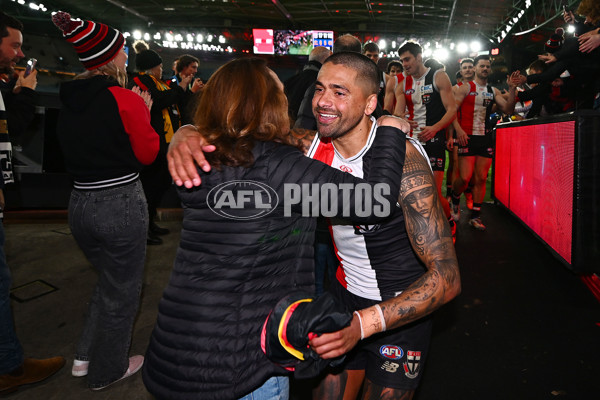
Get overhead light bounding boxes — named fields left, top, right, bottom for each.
left=567, top=25, right=576, bottom=33
left=133, top=30, right=142, bottom=40
left=433, top=48, right=449, bottom=61
left=470, top=41, right=481, bottom=52
left=164, top=7, right=175, bottom=11
left=379, top=39, right=386, bottom=50
left=423, top=48, right=432, bottom=58
left=154, top=32, right=161, bottom=40
left=143, top=32, right=150, bottom=40
left=187, top=34, right=194, bottom=42
left=457, top=42, right=468, bottom=53
left=197, top=34, right=204, bottom=43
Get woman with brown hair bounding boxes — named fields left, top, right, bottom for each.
left=142, top=57, right=409, bottom=400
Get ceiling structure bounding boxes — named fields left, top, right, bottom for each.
left=4, top=0, right=580, bottom=50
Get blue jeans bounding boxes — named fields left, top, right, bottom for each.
left=238, top=376, right=289, bottom=400
left=68, top=181, right=148, bottom=388
left=0, top=221, right=24, bottom=375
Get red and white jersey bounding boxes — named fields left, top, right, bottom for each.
left=457, top=81, right=495, bottom=136
left=306, top=117, right=429, bottom=301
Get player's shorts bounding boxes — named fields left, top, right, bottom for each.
left=329, top=280, right=433, bottom=390
left=419, top=130, right=446, bottom=171
left=457, top=134, right=494, bottom=158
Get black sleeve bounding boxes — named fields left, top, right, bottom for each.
left=268, top=126, right=405, bottom=224
left=3, top=87, right=38, bottom=138
left=293, top=83, right=317, bottom=131
left=136, top=75, right=185, bottom=111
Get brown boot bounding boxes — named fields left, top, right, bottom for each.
left=0, top=357, right=66, bottom=394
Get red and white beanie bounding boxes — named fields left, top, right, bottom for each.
left=51, top=11, right=125, bottom=70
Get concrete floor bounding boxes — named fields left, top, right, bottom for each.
left=4, top=216, right=182, bottom=400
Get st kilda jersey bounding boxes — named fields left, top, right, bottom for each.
left=457, top=81, right=495, bottom=136
left=306, top=117, right=428, bottom=301
left=402, top=68, right=446, bottom=140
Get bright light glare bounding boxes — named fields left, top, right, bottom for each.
left=133, top=30, right=142, bottom=40
left=470, top=41, right=481, bottom=52
left=567, top=25, right=576, bottom=33
left=457, top=42, right=468, bottom=53
left=379, top=39, right=386, bottom=50
left=433, top=48, right=449, bottom=61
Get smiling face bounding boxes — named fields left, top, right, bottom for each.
left=0, top=27, right=25, bottom=74
left=399, top=50, right=422, bottom=76
left=312, top=62, right=376, bottom=140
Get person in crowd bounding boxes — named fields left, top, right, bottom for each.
left=527, top=0, right=600, bottom=109
left=167, top=53, right=204, bottom=124
left=392, top=40, right=458, bottom=241
left=386, top=60, right=402, bottom=76
left=142, top=55, right=413, bottom=400
left=363, top=41, right=388, bottom=110
left=450, top=55, right=520, bottom=230
left=0, top=11, right=65, bottom=395
left=383, top=61, right=405, bottom=114
left=446, top=58, right=475, bottom=211
left=131, top=41, right=191, bottom=245
left=294, top=34, right=364, bottom=131
left=165, top=51, right=460, bottom=400
left=284, top=45, right=331, bottom=123
left=51, top=11, right=159, bottom=390
left=424, top=57, right=445, bottom=71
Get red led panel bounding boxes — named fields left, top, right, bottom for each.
left=495, top=121, right=575, bottom=263
left=252, top=29, right=274, bottom=54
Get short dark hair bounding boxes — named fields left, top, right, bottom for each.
left=323, top=51, right=379, bottom=95
left=473, top=55, right=490, bottom=66
left=460, top=58, right=474, bottom=66
left=363, top=42, right=379, bottom=54
left=424, top=58, right=444, bottom=71
left=386, top=60, right=402, bottom=73
left=527, top=59, right=546, bottom=73
left=397, top=41, right=422, bottom=58
left=333, top=34, right=362, bottom=54
left=175, top=54, right=199, bottom=74
left=0, top=11, right=23, bottom=39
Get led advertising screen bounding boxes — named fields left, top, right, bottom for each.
left=495, top=121, right=575, bottom=264
left=252, top=29, right=334, bottom=55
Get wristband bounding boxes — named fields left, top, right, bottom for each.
left=353, top=311, right=365, bottom=340
left=374, top=304, right=386, bottom=332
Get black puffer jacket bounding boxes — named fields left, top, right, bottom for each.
left=143, top=126, right=406, bottom=400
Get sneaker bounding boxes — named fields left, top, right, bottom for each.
left=90, top=355, right=144, bottom=391
left=469, top=217, right=486, bottom=231
left=465, top=191, right=474, bottom=210
left=450, top=204, right=460, bottom=222
left=72, top=359, right=89, bottom=377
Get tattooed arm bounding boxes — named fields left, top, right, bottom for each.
left=309, top=141, right=460, bottom=359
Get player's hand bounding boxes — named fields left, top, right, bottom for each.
left=308, top=314, right=361, bottom=360
left=507, top=71, right=521, bottom=89
left=167, top=125, right=216, bottom=188
left=377, top=115, right=411, bottom=133
left=191, top=78, right=204, bottom=93
left=455, top=127, right=469, bottom=147
left=417, top=126, right=437, bottom=142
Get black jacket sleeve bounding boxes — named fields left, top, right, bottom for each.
left=293, top=83, right=317, bottom=131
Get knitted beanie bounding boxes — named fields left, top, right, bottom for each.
left=51, top=11, right=124, bottom=70
left=133, top=41, right=162, bottom=71
left=545, top=28, right=564, bottom=53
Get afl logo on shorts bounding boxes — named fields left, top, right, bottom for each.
left=380, top=345, right=404, bottom=360
left=405, top=89, right=415, bottom=95
left=339, top=165, right=353, bottom=173
left=207, top=180, right=279, bottom=220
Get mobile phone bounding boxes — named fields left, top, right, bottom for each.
left=24, top=58, right=37, bottom=77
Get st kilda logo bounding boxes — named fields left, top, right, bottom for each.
left=207, top=180, right=279, bottom=220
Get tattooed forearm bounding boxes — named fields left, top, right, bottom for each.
left=376, top=141, right=461, bottom=331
